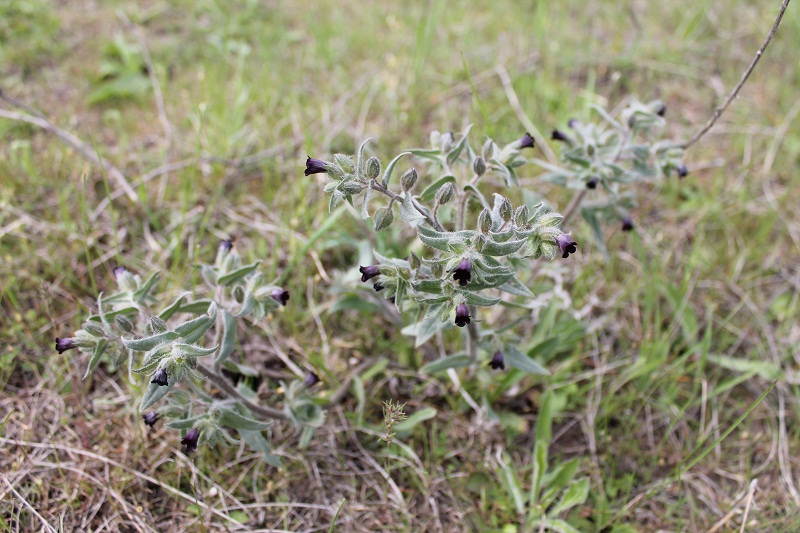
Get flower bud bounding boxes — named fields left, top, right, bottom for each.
left=676, top=163, right=688, bottom=178
left=304, top=156, right=329, bottom=176
left=219, top=239, right=234, bottom=253
left=366, top=157, right=381, bottom=180
left=482, top=139, right=495, bottom=160
left=586, top=177, right=599, bottom=189
left=656, top=104, right=666, bottom=117
left=431, top=263, right=444, bottom=278
left=452, top=259, right=472, bottom=286
left=373, top=206, right=394, bottom=232
left=472, top=156, right=486, bottom=176
left=341, top=181, right=364, bottom=195
left=373, top=283, right=385, bottom=292
left=359, top=265, right=380, bottom=282
left=477, top=209, right=492, bottom=234
left=455, top=304, right=471, bottom=328
left=408, top=252, right=421, bottom=270
left=435, top=182, right=454, bottom=206
left=270, top=288, right=290, bottom=306
left=149, top=316, right=168, bottom=334
left=233, top=286, right=245, bottom=303
left=499, top=198, right=512, bottom=223
left=400, top=168, right=418, bottom=192
left=489, top=350, right=505, bottom=370
left=181, top=428, right=200, bottom=454
left=555, top=234, right=578, bottom=259
left=514, top=205, right=529, bottom=226
left=551, top=129, right=570, bottom=143
left=115, top=315, right=135, bottom=333
left=82, top=322, right=107, bottom=338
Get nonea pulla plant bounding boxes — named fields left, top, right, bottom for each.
left=55, top=241, right=322, bottom=463
left=307, top=126, right=575, bottom=374
left=540, top=98, right=688, bottom=255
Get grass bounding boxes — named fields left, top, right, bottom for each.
left=2, top=0, right=800, bottom=531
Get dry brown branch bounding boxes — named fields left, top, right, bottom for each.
left=683, top=0, right=792, bottom=149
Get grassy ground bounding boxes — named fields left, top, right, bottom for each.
left=2, top=0, right=800, bottom=531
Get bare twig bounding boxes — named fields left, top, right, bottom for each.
left=198, top=363, right=288, bottom=420
left=682, top=0, right=791, bottom=149
left=0, top=106, right=139, bottom=203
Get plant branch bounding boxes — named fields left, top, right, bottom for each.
left=0, top=93, right=139, bottom=203
left=198, top=363, right=288, bottom=420
left=561, top=189, right=586, bottom=227
left=370, top=182, right=445, bottom=231
left=682, top=0, right=791, bottom=149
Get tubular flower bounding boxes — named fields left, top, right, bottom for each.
left=304, top=157, right=329, bottom=176
left=517, top=132, right=535, bottom=150
left=270, top=288, right=290, bottom=306
left=55, top=337, right=77, bottom=354
left=181, top=428, right=200, bottom=454
left=555, top=234, right=578, bottom=259
left=359, top=265, right=380, bottom=282
left=455, top=303, right=471, bottom=328
left=489, top=351, right=505, bottom=370
left=452, top=259, right=472, bottom=286
left=142, top=412, right=160, bottom=427
left=151, top=368, right=169, bottom=387
left=304, top=371, right=320, bottom=388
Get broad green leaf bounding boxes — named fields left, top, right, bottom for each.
left=420, top=354, right=471, bottom=374
left=219, top=408, right=272, bottom=431
left=550, top=478, right=590, bottom=515
left=217, top=261, right=260, bottom=287
left=158, top=293, right=189, bottom=320
left=140, top=381, right=172, bottom=410
left=505, top=346, right=549, bottom=375
left=540, top=458, right=580, bottom=505
left=239, top=429, right=281, bottom=466
left=394, top=407, right=436, bottom=433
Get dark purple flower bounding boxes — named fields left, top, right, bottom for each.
left=556, top=234, right=578, bottom=259
left=151, top=368, right=169, bottom=387
left=373, top=282, right=385, bottom=292
left=489, top=350, right=505, bottom=370
left=270, top=288, right=290, bottom=306
left=568, top=118, right=578, bottom=129
left=181, top=428, right=200, bottom=454
left=359, top=265, right=380, bottom=282
left=621, top=217, right=634, bottom=232
left=113, top=266, right=127, bottom=278
left=55, top=337, right=77, bottom=354
left=304, top=157, right=329, bottom=176
left=586, top=177, right=599, bottom=189
left=452, top=259, right=472, bottom=286
left=551, top=129, right=569, bottom=143
left=656, top=104, right=666, bottom=117
left=143, top=412, right=160, bottom=427
left=304, top=371, right=320, bottom=387
left=676, top=163, right=688, bottom=178
left=219, top=239, right=234, bottom=252
left=518, top=132, right=535, bottom=150
left=455, top=303, right=471, bottom=328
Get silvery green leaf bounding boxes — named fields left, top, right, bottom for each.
left=86, top=306, right=138, bottom=323
left=239, top=429, right=282, bottom=466
left=140, top=381, right=173, bottom=410
left=481, top=239, right=527, bottom=256
left=460, top=291, right=500, bottom=307
left=415, top=294, right=451, bottom=305
left=214, top=310, right=238, bottom=364
left=401, top=312, right=448, bottom=347
left=416, top=229, right=452, bottom=252
left=381, top=151, right=411, bottom=188
left=407, top=148, right=442, bottom=161
left=158, top=293, right=189, bottom=320
left=177, top=299, right=214, bottom=315
left=134, top=344, right=172, bottom=373
left=473, top=256, right=509, bottom=275
left=506, top=166, right=520, bottom=187
left=490, top=229, right=515, bottom=243
left=217, top=261, right=260, bottom=287
left=355, top=137, right=372, bottom=179
left=323, top=180, right=339, bottom=193
left=412, top=279, right=444, bottom=294
left=329, top=191, right=344, bottom=213
left=373, top=206, right=394, bottom=231
left=445, top=124, right=472, bottom=167
left=419, top=174, right=455, bottom=202
left=505, top=346, right=549, bottom=375
left=334, top=153, right=355, bottom=173
left=167, top=414, right=207, bottom=429
left=175, top=343, right=218, bottom=357
left=201, top=264, right=218, bottom=286
left=132, top=272, right=160, bottom=304
left=218, top=407, right=272, bottom=431
left=420, top=353, right=471, bottom=374
left=123, top=331, right=180, bottom=352
left=398, top=194, right=426, bottom=225
left=82, top=321, right=107, bottom=338
left=82, top=339, right=108, bottom=379
left=499, top=277, right=534, bottom=298
left=394, top=277, right=407, bottom=311
left=582, top=207, right=608, bottom=259
left=373, top=250, right=410, bottom=269
left=360, top=181, right=373, bottom=219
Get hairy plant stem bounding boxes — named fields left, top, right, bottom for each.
left=466, top=319, right=480, bottom=363
left=369, top=182, right=445, bottom=232
left=561, top=189, right=586, bottom=227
